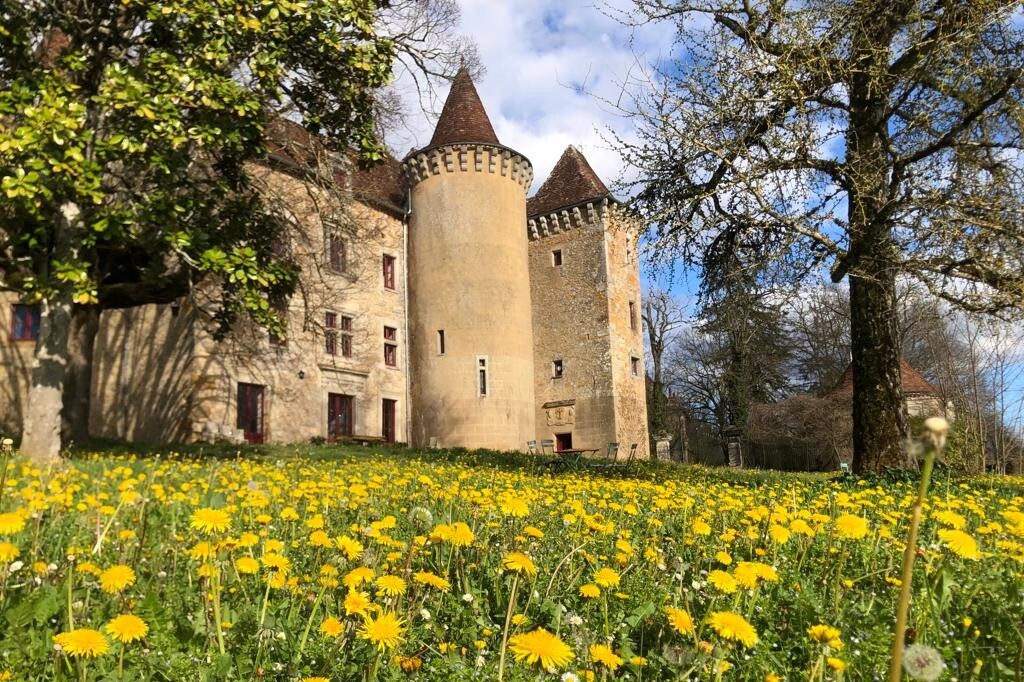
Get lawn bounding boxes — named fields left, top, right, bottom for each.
left=0, top=443, right=1021, bottom=681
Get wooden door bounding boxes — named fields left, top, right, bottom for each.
left=382, top=399, right=396, bottom=444
left=236, top=383, right=265, bottom=444
left=328, top=393, right=353, bottom=440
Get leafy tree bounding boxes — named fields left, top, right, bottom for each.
left=0, top=0, right=399, bottom=460
left=615, top=0, right=1024, bottom=471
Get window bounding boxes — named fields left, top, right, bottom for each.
left=552, top=359, right=564, bottom=379
left=629, top=301, right=637, bottom=331
left=325, top=312, right=338, bottom=355
left=384, top=326, right=398, bottom=367
left=551, top=249, right=563, bottom=267
left=328, top=235, right=347, bottom=273
left=477, top=356, right=488, bottom=397
left=382, top=254, right=396, bottom=290
left=340, top=315, right=353, bottom=357
left=437, top=329, right=446, bottom=355
left=10, top=304, right=40, bottom=341
left=630, top=356, right=641, bottom=377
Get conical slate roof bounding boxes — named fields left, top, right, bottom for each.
left=828, top=358, right=940, bottom=397
left=527, top=145, right=612, bottom=217
left=428, top=68, right=500, bottom=148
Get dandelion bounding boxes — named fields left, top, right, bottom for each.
left=235, top=557, right=259, bottom=574
left=937, top=529, right=982, bottom=560
left=903, top=644, right=944, bottom=681
left=508, top=628, right=575, bottom=671
left=503, top=552, right=537, bottom=576
left=665, top=606, right=695, bottom=636
left=375, top=574, right=406, bottom=597
left=593, top=567, right=620, bottom=588
left=708, top=569, right=738, bottom=593
left=189, top=508, right=231, bottom=535
left=707, top=611, right=759, bottom=647
left=579, top=583, right=601, bottom=598
left=358, top=612, right=405, bottom=651
left=53, top=629, right=110, bottom=658
left=344, top=566, right=375, bottom=588
left=320, top=617, right=343, bottom=638
left=827, top=657, right=846, bottom=672
left=589, top=643, right=623, bottom=671
left=99, top=564, right=136, bottom=594
left=0, top=512, right=25, bottom=535
left=104, top=614, right=149, bottom=643
left=413, top=570, right=451, bottom=590
left=343, top=589, right=372, bottom=617
left=834, top=514, right=869, bottom=540
left=0, top=542, right=18, bottom=563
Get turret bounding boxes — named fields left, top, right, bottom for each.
left=404, top=69, right=536, bottom=450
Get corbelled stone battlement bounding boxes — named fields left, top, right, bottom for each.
left=403, top=143, right=533, bottom=192
left=527, top=197, right=610, bottom=240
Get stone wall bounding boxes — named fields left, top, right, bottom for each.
left=406, top=144, right=536, bottom=451
left=528, top=209, right=617, bottom=452
left=0, top=294, right=36, bottom=437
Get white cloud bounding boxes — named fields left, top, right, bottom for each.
left=384, top=0, right=675, bottom=196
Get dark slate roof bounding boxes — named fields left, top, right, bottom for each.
left=428, top=68, right=500, bottom=147
left=828, top=358, right=940, bottom=397
left=264, top=118, right=405, bottom=217
left=527, top=145, right=612, bottom=217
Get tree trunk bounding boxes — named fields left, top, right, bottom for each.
left=20, top=294, right=74, bottom=462
left=61, top=304, right=100, bottom=445
left=20, top=201, right=81, bottom=463
left=850, top=266, right=911, bottom=472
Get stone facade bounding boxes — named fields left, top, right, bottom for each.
left=0, top=69, right=648, bottom=454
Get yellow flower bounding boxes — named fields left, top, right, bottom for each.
left=665, top=606, right=695, bottom=636
left=448, top=521, right=475, bottom=547
left=691, top=518, right=712, bottom=535
left=707, top=611, right=759, bottom=647
left=0, top=512, right=26, bottom=535
left=579, top=583, right=601, bottom=598
left=807, top=624, right=841, bottom=644
left=715, top=550, right=732, bottom=565
left=358, top=612, right=405, bottom=651
left=336, top=535, right=364, bottom=561
left=764, top=673, right=782, bottom=682
left=708, top=570, right=738, bottom=593
left=54, top=628, right=110, bottom=658
left=301, top=677, right=330, bottom=682
left=344, top=566, right=375, bottom=588
left=834, top=514, right=869, bottom=540
left=937, top=529, right=982, bottom=560
left=524, top=525, right=545, bottom=539
left=593, top=567, right=620, bottom=588
left=589, top=644, right=623, bottom=671
left=413, top=570, right=451, bottom=590
left=99, top=565, right=136, bottom=594
left=503, top=552, right=538, bottom=577
left=104, top=614, right=149, bottom=643
left=500, top=496, right=530, bottom=517
left=0, top=542, right=19, bottom=563
left=375, top=574, right=406, bottom=597
left=344, top=590, right=372, bottom=617
left=235, top=557, right=260, bottom=574
left=769, top=524, right=791, bottom=544
left=508, top=628, right=575, bottom=671
left=320, top=617, right=343, bottom=638
left=190, top=508, right=231, bottom=535
left=827, top=657, right=846, bottom=672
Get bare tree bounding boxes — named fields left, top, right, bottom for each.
left=643, top=289, right=686, bottom=439
left=614, top=0, right=1024, bottom=472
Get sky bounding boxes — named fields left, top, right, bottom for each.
left=385, top=0, right=676, bottom=206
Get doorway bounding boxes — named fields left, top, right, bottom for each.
left=382, top=399, right=397, bottom=444
left=327, top=393, right=353, bottom=441
left=555, top=432, right=573, bottom=452
left=236, top=383, right=265, bottom=444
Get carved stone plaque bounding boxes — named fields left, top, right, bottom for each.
left=546, top=405, right=575, bottom=427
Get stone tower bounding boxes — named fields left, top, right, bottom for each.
left=527, top=146, right=649, bottom=457
left=404, top=69, right=537, bottom=450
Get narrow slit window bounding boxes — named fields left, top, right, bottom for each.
left=629, top=301, right=637, bottom=331
left=340, top=315, right=353, bottom=357
left=437, top=329, right=446, bottom=355
left=328, top=235, right=346, bottom=272
left=551, top=249, right=563, bottom=267
left=477, top=357, right=488, bottom=397
left=552, top=359, right=564, bottom=379
left=630, top=356, right=641, bottom=377
left=382, top=254, right=396, bottom=290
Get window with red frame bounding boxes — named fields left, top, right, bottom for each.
left=329, top=235, right=346, bottom=272
left=382, top=254, right=396, bottom=290
left=325, top=312, right=338, bottom=355
left=340, top=315, right=353, bottom=357
left=384, top=326, right=397, bottom=367
left=10, top=304, right=40, bottom=341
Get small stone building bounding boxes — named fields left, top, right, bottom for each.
left=1, top=69, right=649, bottom=457
left=827, top=358, right=952, bottom=419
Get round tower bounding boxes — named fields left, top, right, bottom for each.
left=404, top=69, right=536, bottom=451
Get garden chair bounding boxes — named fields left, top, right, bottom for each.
left=526, top=440, right=538, bottom=454
left=590, top=442, right=619, bottom=470
left=615, top=443, right=639, bottom=471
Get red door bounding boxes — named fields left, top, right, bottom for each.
left=328, top=393, right=353, bottom=441
left=555, top=432, right=573, bottom=452
left=382, top=399, right=396, bottom=444
left=237, top=383, right=265, bottom=444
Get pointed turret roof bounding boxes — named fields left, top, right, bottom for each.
left=527, top=146, right=612, bottom=217
left=428, top=68, right=500, bottom=148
